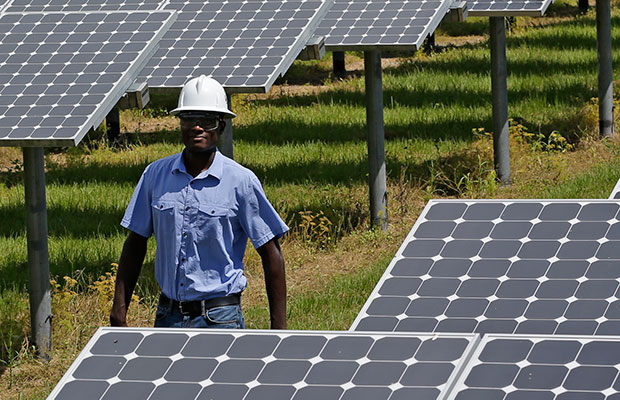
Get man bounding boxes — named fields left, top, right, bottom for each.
left=110, top=75, right=288, bottom=329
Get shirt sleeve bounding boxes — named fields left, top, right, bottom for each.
left=120, top=165, right=154, bottom=238
left=238, top=172, right=289, bottom=249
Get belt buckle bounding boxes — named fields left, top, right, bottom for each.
left=178, top=301, right=192, bottom=315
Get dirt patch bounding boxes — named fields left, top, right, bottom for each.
left=0, top=148, right=22, bottom=171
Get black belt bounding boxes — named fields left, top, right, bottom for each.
left=160, top=293, right=241, bottom=316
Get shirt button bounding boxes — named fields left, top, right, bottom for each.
left=160, top=205, right=163, bottom=209
left=180, top=283, right=184, bottom=287
left=183, top=232, right=187, bottom=237
left=185, top=206, right=190, bottom=211
left=181, top=257, right=186, bottom=262
left=211, top=210, right=215, bottom=214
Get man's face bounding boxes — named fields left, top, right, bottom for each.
left=179, top=113, right=222, bottom=153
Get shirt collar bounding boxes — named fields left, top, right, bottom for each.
left=172, top=149, right=223, bottom=180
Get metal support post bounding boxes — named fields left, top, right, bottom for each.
left=333, top=51, right=346, bottom=78
left=364, top=50, right=388, bottom=230
left=423, top=33, right=436, bottom=55
left=218, top=92, right=234, bottom=158
left=489, top=17, right=511, bottom=184
left=106, top=106, right=121, bottom=147
left=22, top=147, right=52, bottom=361
left=596, top=0, right=614, bottom=137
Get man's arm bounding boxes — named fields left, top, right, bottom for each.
left=256, top=238, right=286, bottom=329
left=110, top=231, right=148, bottom=327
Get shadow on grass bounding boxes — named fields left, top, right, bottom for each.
left=0, top=204, right=126, bottom=238
left=0, top=255, right=128, bottom=292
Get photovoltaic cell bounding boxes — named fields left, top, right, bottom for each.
left=0, top=11, right=176, bottom=147
left=352, top=200, right=620, bottom=336
left=609, top=178, right=620, bottom=199
left=47, top=328, right=479, bottom=400
left=3, top=0, right=164, bottom=12
left=466, top=0, right=554, bottom=16
left=140, top=0, right=333, bottom=92
left=315, top=0, right=453, bottom=51
left=447, top=334, right=620, bottom=400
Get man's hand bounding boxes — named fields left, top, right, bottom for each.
left=110, top=305, right=128, bottom=327
left=257, top=238, right=286, bottom=329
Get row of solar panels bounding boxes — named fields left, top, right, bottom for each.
left=49, top=327, right=620, bottom=400
left=48, top=181, right=620, bottom=400
left=0, top=0, right=555, bottom=146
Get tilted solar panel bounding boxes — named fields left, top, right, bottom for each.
left=316, top=0, right=453, bottom=51
left=3, top=0, right=167, bottom=12
left=466, top=0, right=554, bottom=16
left=47, top=328, right=479, bottom=400
left=3, top=0, right=165, bottom=12
left=140, top=0, right=332, bottom=92
left=0, top=10, right=176, bottom=147
left=447, top=334, right=620, bottom=400
left=352, top=199, right=620, bottom=336
left=610, top=178, right=620, bottom=200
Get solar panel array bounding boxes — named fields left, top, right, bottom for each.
left=139, top=0, right=332, bottom=92
left=315, top=0, right=453, bottom=51
left=610, top=178, right=620, bottom=199
left=448, top=334, right=620, bottom=400
left=47, top=328, right=479, bottom=400
left=0, top=10, right=176, bottom=147
left=3, top=0, right=163, bottom=12
left=352, top=200, right=620, bottom=336
left=466, top=0, right=554, bottom=16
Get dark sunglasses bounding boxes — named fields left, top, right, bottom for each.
left=180, top=117, right=220, bottom=131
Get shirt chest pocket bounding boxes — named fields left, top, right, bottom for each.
left=195, top=204, right=232, bottom=241
left=151, top=201, right=176, bottom=232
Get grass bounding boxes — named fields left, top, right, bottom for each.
left=1, top=4, right=620, bottom=399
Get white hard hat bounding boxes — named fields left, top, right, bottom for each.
left=170, top=75, right=236, bottom=118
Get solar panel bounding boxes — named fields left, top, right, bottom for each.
left=352, top=199, right=620, bottom=336
left=447, top=333, right=620, bottom=400
left=466, top=0, right=554, bottom=16
left=140, top=0, right=332, bottom=92
left=47, top=328, right=479, bottom=400
left=0, top=0, right=10, bottom=12
left=610, top=178, right=620, bottom=200
left=315, top=0, right=453, bottom=51
left=0, top=10, right=176, bottom=147
left=3, top=0, right=164, bottom=12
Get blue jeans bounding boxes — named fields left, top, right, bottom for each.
left=154, top=299, right=245, bottom=329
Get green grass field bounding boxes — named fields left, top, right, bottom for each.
left=1, top=3, right=620, bottom=398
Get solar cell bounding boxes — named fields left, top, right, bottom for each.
left=447, top=334, right=620, bottom=400
left=47, top=328, right=479, bottom=400
left=315, top=0, right=453, bottom=51
left=141, top=0, right=332, bottom=92
left=0, top=10, right=176, bottom=147
left=467, top=0, right=554, bottom=16
left=352, top=199, right=620, bottom=336
left=609, top=178, right=620, bottom=199
left=3, top=0, right=164, bottom=12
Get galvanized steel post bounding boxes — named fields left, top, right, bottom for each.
left=364, top=50, right=388, bottom=230
left=333, top=51, right=346, bottom=78
left=489, top=16, right=511, bottom=184
left=218, top=92, right=234, bottom=158
left=106, top=106, right=121, bottom=147
left=596, top=0, right=614, bottom=137
left=22, top=147, right=52, bottom=361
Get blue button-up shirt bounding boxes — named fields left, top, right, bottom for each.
left=121, top=150, right=289, bottom=301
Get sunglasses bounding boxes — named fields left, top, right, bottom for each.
left=180, top=117, right=220, bottom=131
